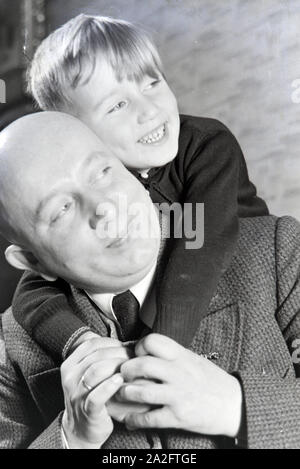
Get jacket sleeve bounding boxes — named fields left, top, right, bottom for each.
left=12, top=271, right=90, bottom=360
left=0, top=318, right=64, bottom=449
left=238, top=216, right=300, bottom=449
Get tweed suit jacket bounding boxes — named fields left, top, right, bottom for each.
left=0, top=215, right=300, bottom=449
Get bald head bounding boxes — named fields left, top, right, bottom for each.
left=0, top=111, right=159, bottom=292
left=0, top=112, right=104, bottom=245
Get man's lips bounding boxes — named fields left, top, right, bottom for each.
left=138, top=122, right=167, bottom=145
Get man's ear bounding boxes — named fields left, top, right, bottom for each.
left=5, top=245, right=57, bottom=282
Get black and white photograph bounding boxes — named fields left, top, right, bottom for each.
left=0, top=0, right=300, bottom=452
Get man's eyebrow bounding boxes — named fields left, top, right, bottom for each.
left=77, top=150, right=111, bottom=188
left=79, top=151, right=105, bottom=174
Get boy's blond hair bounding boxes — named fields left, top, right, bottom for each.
left=27, top=14, right=163, bottom=112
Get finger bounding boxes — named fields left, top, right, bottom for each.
left=125, top=407, right=174, bottom=430
left=79, top=357, right=127, bottom=389
left=114, top=379, right=154, bottom=403
left=107, top=398, right=151, bottom=423
left=64, top=336, right=123, bottom=367
left=121, top=356, right=177, bottom=383
left=117, top=383, right=171, bottom=406
left=70, top=331, right=102, bottom=350
left=79, top=345, right=133, bottom=371
left=84, top=373, right=123, bottom=416
left=62, top=349, right=130, bottom=395
left=135, top=334, right=183, bottom=360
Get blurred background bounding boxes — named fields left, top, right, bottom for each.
left=0, top=0, right=300, bottom=312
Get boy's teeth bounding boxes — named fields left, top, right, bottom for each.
left=139, top=124, right=166, bottom=144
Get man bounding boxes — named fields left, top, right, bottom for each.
left=0, top=112, right=300, bottom=449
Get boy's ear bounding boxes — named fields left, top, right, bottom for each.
left=5, top=245, right=57, bottom=282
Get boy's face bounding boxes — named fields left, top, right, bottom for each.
left=68, top=59, right=180, bottom=171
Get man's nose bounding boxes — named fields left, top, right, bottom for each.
left=89, top=200, right=116, bottom=230
left=137, top=95, right=159, bottom=125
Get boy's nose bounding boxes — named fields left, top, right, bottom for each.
left=137, top=96, right=159, bottom=124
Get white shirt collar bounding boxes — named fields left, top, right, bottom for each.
left=86, top=261, right=157, bottom=321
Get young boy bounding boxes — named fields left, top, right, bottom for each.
left=12, top=14, right=268, bottom=360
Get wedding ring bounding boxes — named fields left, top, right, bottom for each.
left=81, top=375, right=93, bottom=392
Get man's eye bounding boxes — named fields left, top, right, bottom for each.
left=94, top=166, right=112, bottom=182
left=103, top=166, right=111, bottom=174
left=51, top=202, right=73, bottom=223
left=108, top=101, right=127, bottom=114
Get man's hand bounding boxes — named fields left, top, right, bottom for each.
left=118, top=334, right=243, bottom=438
left=61, top=336, right=129, bottom=449
left=69, top=332, right=152, bottom=424
left=69, top=330, right=106, bottom=353
left=107, top=379, right=153, bottom=423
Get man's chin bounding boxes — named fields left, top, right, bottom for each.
left=112, top=245, right=158, bottom=281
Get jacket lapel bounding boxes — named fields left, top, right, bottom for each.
left=28, top=367, right=64, bottom=425
left=69, top=286, right=110, bottom=337
left=189, top=301, right=243, bottom=373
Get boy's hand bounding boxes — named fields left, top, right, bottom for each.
left=61, top=335, right=130, bottom=448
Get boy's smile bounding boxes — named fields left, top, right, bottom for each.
left=68, top=59, right=180, bottom=171
left=138, top=122, right=167, bottom=145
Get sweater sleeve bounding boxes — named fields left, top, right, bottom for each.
left=12, top=271, right=90, bottom=360
left=154, top=122, right=242, bottom=346
left=237, top=216, right=300, bottom=449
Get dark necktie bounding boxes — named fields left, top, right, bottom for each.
left=112, top=290, right=144, bottom=341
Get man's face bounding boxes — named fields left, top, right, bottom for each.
left=68, top=60, right=180, bottom=171
left=19, top=124, right=160, bottom=293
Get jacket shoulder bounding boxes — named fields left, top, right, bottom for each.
left=235, top=215, right=278, bottom=268
left=224, top=215, right=299, bottom=299
left=238, top=215, right=300, bottom=254
left=215, top=216, right=279, bottom=305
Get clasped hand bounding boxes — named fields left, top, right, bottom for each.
left=61, top=332, right=242, bottom=448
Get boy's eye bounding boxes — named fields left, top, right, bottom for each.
left=144, top=78, right=162, bottom=91
left=108, top=101, right=128, bottom=114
